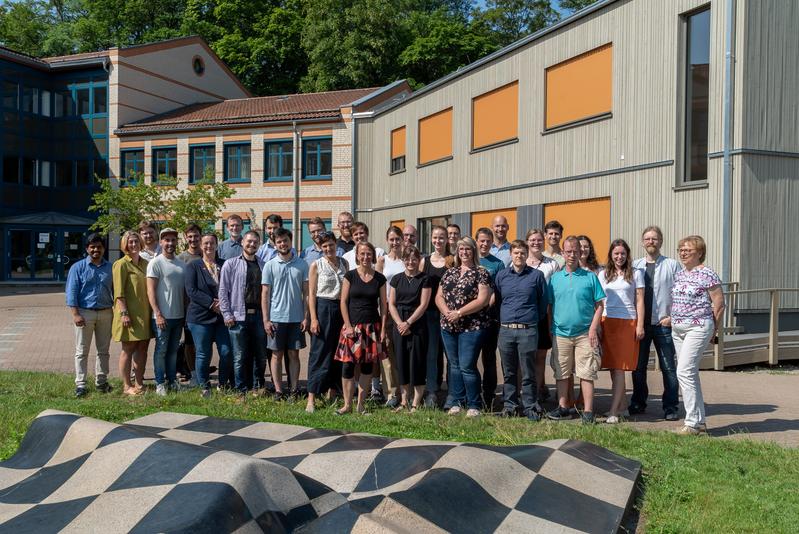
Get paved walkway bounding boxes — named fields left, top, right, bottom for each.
left=2, top=286, right=797, bottom=447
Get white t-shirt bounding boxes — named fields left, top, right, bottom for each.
left=146, top=255, right=186, bottom=319
left=342, top=246, right=386, bottom=271
left=528, top=255, right=560, bottom=282
left=598, top=268, right=645, bottom=320
left=381, top=255, right=406, bottom=296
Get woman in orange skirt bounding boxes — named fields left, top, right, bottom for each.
left=599, top=239, right=645, bottom=423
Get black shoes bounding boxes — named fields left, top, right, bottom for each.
left=581, top=411, right=596, bottom=424
left=75, top=387, right=87, bottom=398
left=664, top=410, right=679, bottom=421
left=628, top=404, right=646, bottom=415
left=96, top=382, right=112, bottom=394
left=546, top=406, right=574, bottom=421
left=499, top=408, right=516, bottom=418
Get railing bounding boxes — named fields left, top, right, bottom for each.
left=713, top=287, right=799, bottom=370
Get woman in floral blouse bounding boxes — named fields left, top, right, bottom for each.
left=435, top=236, right=492, bottom=417
left=671, top=235, right=725, bottom=435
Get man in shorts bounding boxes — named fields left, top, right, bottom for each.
left=262, top=228, right=309, bottom=400
left=546, top=236, right=605, bottom=424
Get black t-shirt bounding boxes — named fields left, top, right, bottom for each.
left=244, top=258, right=262, bottom=310
left=337, top=238, right=355, bottom=253
left=422, top=256, right=447, bottom=311
left=644, top=262, right=656, bottom=324
left=390, top=272, right=430, bottom=320
left=345, top=269, right=386, bottom=325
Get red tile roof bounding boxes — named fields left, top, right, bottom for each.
left=116, top=88, right=379, bottom=134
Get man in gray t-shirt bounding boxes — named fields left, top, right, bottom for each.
left=147, top=228, right=187, bottom=395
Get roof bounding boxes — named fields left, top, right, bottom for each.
left=42, top=50, right=110, bottom=64
left=0, top=212, right=96, bottom=226
left=0, top=46, right=108, bottom=71
left=115, top=87, right=381, bottom=135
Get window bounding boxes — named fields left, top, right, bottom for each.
left=390, top=127, right=406, bottom=173
left=418, top=215, right=451, bottom=255
left=41, top=90, right=51, bottom=117
left=266, top=140, right=293, bottom=181
left=418, top=108, right=453, bottom=165
left=76, top=160, right=92, bottom=186
left=303, top=138, right=332, bottom=180
left=77, top=88, right=90, bottom=115
left=300, top=219, right=332, bottom=249
left=55, top=161, right=73, bottom=187
left=153, top=147, right=177, bottom=182
left=545, top=43, right=612, bottom=130
left=54, top=91, right=72, bottom=117
left=683, top=7, right=711, bottom=182
left=190, top=145, right=216, bottom=183
left=22, top=87, right=38, bottom=114
left=2, top=81, right=17, bottom=109
left=93, top=86, right=107, bottom=114
left=224, top=144, right=251, bottom=182
left=39, top=161, right=51, bottom=187
left=122, top=150, right=144, bottom=184
left=472, top=81, right=518, bottom=150
left=3, top=155, right=18, bottom=183
left=21, top=158, right=37, bottom=185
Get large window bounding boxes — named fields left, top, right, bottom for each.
left=418, top=108, right=453, bottom=166
left=122, top=150, right=144, bottom=185
left=303, top=138, right=332, bottom=180
left=545, top=43, right=613, bottom=130
left=2, top=81, right=18, bottom=109
left=55, top=161, right=73, bottom=187
left=683, top=7, right=711, bottom=182
left=153, top=147, right=177, bottom=182
left=3, top=155, right=18, bottom=183
left=224, top=143, right=251, bottom=182
left=472, top=81, right=518, bottom=150
left=266, top=140, right=293, bottom=181
left=390, top=127, right=406, bottom=173
left=190, top=145, right=216, bottom=183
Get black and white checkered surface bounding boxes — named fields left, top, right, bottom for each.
left=0, top=410, right=641, bottom=533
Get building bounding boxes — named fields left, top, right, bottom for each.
left=351, top=0, right=799, bottom=323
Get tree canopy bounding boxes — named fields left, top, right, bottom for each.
left=1, top=0, right=598, bottom=94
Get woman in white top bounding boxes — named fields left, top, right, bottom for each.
left=306, top=232, right=349, bottom=413
left=526, top=228, right=560, bottom=401
left=598, top=239, right=645, bottom=423
left=375, top=225, right=405, bottom=407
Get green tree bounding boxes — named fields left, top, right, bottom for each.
left=558, top=0, right=599, bottom=14
left=475, top=0, right=558, bottom=47
left=0, top=0, right=50, bottom=56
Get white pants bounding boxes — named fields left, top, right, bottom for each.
left=74, top=308, right=113, bottom=387
left=672, top=321, right=714, bottom=428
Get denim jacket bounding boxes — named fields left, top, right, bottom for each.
left=218, top=255, right=265, bottom=322
left=633, top=255, right=682, bottom=325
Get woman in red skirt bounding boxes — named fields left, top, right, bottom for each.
left=335, top=242, right=387, bottom=415
left=598, top=239, right=645, bottom=423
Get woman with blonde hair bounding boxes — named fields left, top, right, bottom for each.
left=113, top=231, right=152, bottom=395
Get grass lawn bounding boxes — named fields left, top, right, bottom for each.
left=1, top=370, right=797, bottom=532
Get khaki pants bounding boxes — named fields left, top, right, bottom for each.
left=74, top=308, right=113, bottom=387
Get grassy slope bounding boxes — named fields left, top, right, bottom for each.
left=1, top=371, right=797, bottom=532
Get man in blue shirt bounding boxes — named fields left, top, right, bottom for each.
left=301, top=217, right=344, bottom=264
left=495, top=240, right=547, bottom=420
left=218, top=214, right=244, bottom=260
left=257, top=213, right=297, bottom=262
left=489, top=215, right=512, bottom=267
left=476, top=227, right=504, bottom=410
left=262, top=227, right=309, bottom=399
left=65, top=233, right=114, bottom=398
left=546, top=236, right=605, bottom=424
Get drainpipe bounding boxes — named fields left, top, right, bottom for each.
left=293, top=121, right=300, bottom=251
left=721, top=0, right=736, bottom=285
left=351, top=113, right=358, bottom=216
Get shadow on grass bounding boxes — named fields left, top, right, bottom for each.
left=710, top=418, right=799, bottom=438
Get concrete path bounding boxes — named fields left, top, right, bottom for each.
left=1, top=286, right=797, bottom=447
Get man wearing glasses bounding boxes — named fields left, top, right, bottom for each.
left=301, top=217, right=344, bottom=265
left=336, top=211, right=356, bottom=253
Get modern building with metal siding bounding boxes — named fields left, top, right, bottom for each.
left=352, top=0, right=799, bottom=315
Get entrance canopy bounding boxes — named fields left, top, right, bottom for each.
left=0, top=212, right=96, bottom=226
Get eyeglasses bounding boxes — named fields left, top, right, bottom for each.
left=678, top=248, right=696, bottom=254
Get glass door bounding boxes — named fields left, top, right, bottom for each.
left=8, top=230, right=33, bottom=279
left=33, top=231, right=57, bottom=279
left=60, top=231, right=86, bottom=280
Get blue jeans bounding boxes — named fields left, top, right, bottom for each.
left=188, top=322, right=233, bottom=390
left=632, top=324, right=679, bottom=413
left=497, top=326, right=539, bottom=414
left=441, top=329, right=486, bottom=410
left=228, top=312, right=269, bottom=393
left=152, top=318, right=185, bottom=386
left=424, top=309, right=444, bottom=393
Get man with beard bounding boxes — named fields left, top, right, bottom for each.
left=257, top=213, right=296, bottom=262
left=336, top=211, right=356, bottom=253
left=302, top=217, right=344, bottom=264
left=138, top=221, right=161, bottom=261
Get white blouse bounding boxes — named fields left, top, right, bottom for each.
left=314, top=256, right=349, bottom=300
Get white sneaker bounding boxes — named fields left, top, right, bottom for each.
left=605, top=415, right=620, bottom=424
left=156, top=384, right=167, bottom=397
left=466, top=409, right=481, bottom=418
left=448, top=406, right=462, bottom=416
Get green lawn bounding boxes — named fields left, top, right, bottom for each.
left=1, top=370, right=797, bottom=532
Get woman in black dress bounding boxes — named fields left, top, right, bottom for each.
left=389, top=246, right=431, bottom=412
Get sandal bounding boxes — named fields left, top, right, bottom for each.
left=410, top=405, right=419, bottom=413
left=393, top=405, right=408, bottom=413
left=335, top=407, right=352, bottom=416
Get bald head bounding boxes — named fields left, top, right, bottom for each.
left=492, top=215, right=509, bottom=244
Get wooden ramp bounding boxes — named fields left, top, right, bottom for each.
left=699, top=330, right=799, bottom=370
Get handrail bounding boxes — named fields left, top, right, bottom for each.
left=723, top=288, right=799, bottom=296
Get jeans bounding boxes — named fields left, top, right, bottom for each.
left=441, top=328, right=486, bottom=410
left=498, top=326, right=539, bottom=414
left=188, top=322, right=233, bottom=390
left=152, top=317, right=185, bottom=386
left=73, top=308, right=112, bottom=388
left=424, top=309, right=444, bottom=393
left=632, top=324, right=679, bottom=413
left=228, top=312, right=269, bottom=393
left=673, top=321, right=714, bottom=428
left=479, top=321, right=499, bottom=408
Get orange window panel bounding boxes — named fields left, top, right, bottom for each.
left=545, top=43, right=613, bottom=129
left=390, top=219, right=405, bottom=231
left=470, top=208, right=517, bottom=242
left=472, top=81, right=519, bottom=150
left=391, top=127, right=406, bottom=159
left=418, top=108, right=453, bottom=165
left=543, top=197, right=611, bottom=260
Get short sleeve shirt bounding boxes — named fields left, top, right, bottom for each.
left=390, top=272, right=430, bottom=318
left=547, top=267, right=606, bottom=337
left=262, top=254, right=309, bottom=323
left=671, top=266, right=721, bottom=325
left=345, top=270, right=386, bottom=325
left=439, top=266, right=492, bottom=333
left=598, top=268, right=645, bottom=320
left=146, top=255, right=187, bottom=319
left=479, top=255, right=505, bottom=282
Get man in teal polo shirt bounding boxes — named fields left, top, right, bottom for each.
left=546, top=235, right=605, bottom=423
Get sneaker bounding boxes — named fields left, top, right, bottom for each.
left=628, top=404, right=646, bottom=415
left=75, top=387, right=88, bottom=398
left=424, top=392, right=438, bottom=409
left=273, top=391, right=285, bottom=402
left=605, top=415, right=620, bottom=424
left=385, top=396, right=400, bottom=409
left=466, top=408, right=481, bottom=418
left=499, top=408, right=516, bottom=418
left=526, top=410, right=542, bottom=422
left=201, top=388, right=211, bottom=399
left=155, top=384, right=167, bottom=397
left=664, top=410, right=679, bottom=421
left=96, top=382, right=112, bottom=394
left=448, top=406, right=462, bottom=416
left=581, top=411, right=596, bottom=424
left=676, top=425, right=707, bottom=435
left=546, top=406, right=573, bottom=421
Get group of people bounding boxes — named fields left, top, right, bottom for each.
left=66, top=211, right=725, bottom=435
